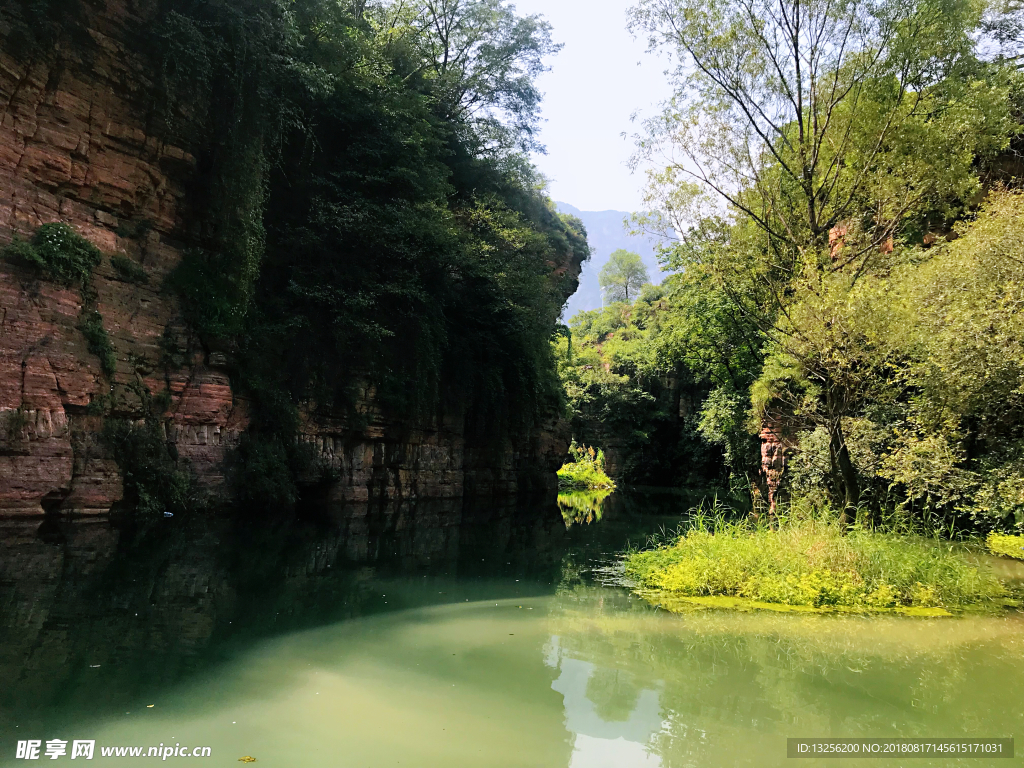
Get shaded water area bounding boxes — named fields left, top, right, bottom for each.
left=1, top=492, right=1022, bottom=767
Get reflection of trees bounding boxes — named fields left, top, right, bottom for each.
left=557, top=490, right=612, bottom=527
left=548, top=586, right=1024, bottom=768
left=585, top=667, right=643, bottom=722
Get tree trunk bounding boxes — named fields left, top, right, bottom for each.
left=828, top=418, right=859, bottom=527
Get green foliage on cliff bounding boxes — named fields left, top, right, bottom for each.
left=110, top=255, right=149, bottom=285
left=229, top=434, right=307, bottom=513
left=2, top=0, right=86, bottom=58
left=79, top=309, right=117, bottom=378
left=2, top=222, right=119, bottom=379
left=142, top=0, right=587, bottom=462
left=2, top=223, right=101, bottom=288
left=102, top=418, right=193, bottom=517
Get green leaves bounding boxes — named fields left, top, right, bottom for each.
left=631, top=0, right=1012, bottom=259
left=2, top=223, right=102, bottom=288
left=79, top=309, right=117, bottom=378
left=148, top=0, right=578, bottom=445
left=628, top=0, right=1023, bottom=520
left=598, top=249, right=650, bottom=304
left=381, top=0, right=562, bottom=154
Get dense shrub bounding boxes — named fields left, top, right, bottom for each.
left=557, top=443, right=615, bottom=489
left=2, top=223, right=101, bottom=287
left=102, top=418, right=193, bottom=517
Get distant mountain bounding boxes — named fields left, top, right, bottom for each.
left=556, top=202, right=664, bottom=319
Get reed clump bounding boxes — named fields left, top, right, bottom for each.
left=624, top=500, right=1011, bottom=612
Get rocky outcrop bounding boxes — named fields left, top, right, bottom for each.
left=0, top=2, right=579, bottom=516
left=0, top=1, right=250, bottom=515
left=759, top=422, right=797, bottom=513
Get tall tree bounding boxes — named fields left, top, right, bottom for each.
left=375, top=0, right=561, bottom=154
left=599, top=249, right=650, bottom=304
left=630, top=0, right=1017, bottom=517
left=629, top=0, right=1002, bottom=258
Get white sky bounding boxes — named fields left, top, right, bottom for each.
left=513, top=0, right=674, bottom=213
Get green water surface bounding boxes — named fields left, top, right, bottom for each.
left=1, top=494, right=1021, bottom=767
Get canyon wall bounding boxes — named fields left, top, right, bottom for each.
left=0, top=2, right=580, bottom=516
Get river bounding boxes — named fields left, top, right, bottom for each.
left=1, top=492, right=1021, bottom=767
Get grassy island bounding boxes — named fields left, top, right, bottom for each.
left=557, top=444, right=616, bottom=490
left=624, top=507, right=1018, bottom=616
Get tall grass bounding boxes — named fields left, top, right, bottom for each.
left=624, top=499, right=1010, bottom=611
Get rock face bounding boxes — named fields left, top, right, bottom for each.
left=759, top=422, right=796, bottom=513
left=0, top=3, right=580, bottom=516
left=0, top=2, right=249, bottom=515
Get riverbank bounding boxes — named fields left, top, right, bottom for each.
left=624, top=513, right=1022, bottom=616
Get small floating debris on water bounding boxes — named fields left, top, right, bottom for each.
left=163, top=512, right=173, bottom=518
left=89, top=664, right=100, bottom=668
left=238, top=757, right=257, bottom=763
left=147, top=705, right=154, bottom=708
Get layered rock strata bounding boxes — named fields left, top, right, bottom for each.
left=0, top=3, right=578, bottom=516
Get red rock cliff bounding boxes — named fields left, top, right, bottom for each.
left=0, top=2, right=578, bottom=516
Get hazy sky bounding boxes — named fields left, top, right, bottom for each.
left=512, top=0, right=674, bottom=213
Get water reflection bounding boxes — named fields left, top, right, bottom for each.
left=547, top=636, right=663, bottom=767
left=0, top=495, right=1021, bottom=768
left=546, top=584, right=1024, bottom=768
left=557, top=490, right=612, bottom=528
left=0, top=498, right=569, bottom=736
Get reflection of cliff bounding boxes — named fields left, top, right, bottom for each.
left=0, top=499, right=565, bottom=734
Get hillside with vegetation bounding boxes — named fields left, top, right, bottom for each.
left=556, top=202, right=662, bottom=316
left=544, top=0, right=1024, bottom=614
left=556, top=0, right=1024, bottom=539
